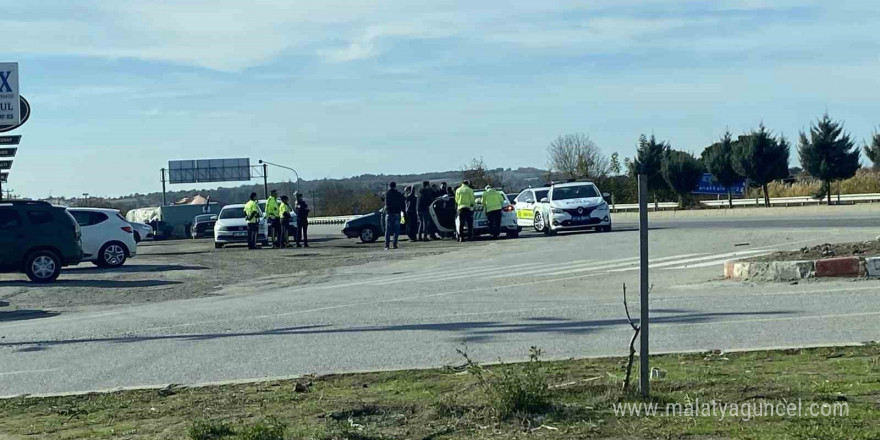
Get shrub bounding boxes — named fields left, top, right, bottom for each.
left=189, top=420, right=234, bottom=440
left=459, top=346, right=551, bottom=418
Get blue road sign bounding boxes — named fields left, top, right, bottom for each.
left=692, top=173, right=745, bottom=195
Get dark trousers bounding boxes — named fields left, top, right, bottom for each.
left=247, top=222, right=259, bottom=249
left=458, top=208, right=474, bottom=241
left=405, top=212, right=419, bottom=240
left=269, top=218, right=282, bottom=247
left=296, top=223, right=308, bottom=246
left=279, top=217, right=290, bottom=247
left=487, top=209, right=502, bottom=238
left=418, top=211, right=432, bottom=239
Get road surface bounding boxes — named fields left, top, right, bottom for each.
left=1, top=209, right=879, bottom=396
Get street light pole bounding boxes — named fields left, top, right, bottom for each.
left=258, top=160, right=301, bottom=194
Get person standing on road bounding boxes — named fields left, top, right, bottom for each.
left=294, top=192, right=310, bottom=248
left=266, top=189, right=280, bottom=248
left=244, top=192, right=261, bottom=250
left=481, top=185, right=505, bottom=239
left=278, top=195, right=291, bottom=248
left=404, top=185, right=419, bottom=241
left=383, top=181, right=405, bottom=250
left=455, top=180, right=475, bottom=242
left=417, top=180, right=434, bottom=241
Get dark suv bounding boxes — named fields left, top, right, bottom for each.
left=0, top=201, right=83, bottom=282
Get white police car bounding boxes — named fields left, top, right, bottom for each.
left=513, top=186, right=550, bottom=231
left=532, top=181, right=611, bottom=235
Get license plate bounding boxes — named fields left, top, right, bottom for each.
left=571, top=216, right=587, bottom=222
left=234, top=232, right=247, bottom=237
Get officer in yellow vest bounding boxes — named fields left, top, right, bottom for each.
left=278, top=195, right=291, bottom=248
left=481, top=185, right=505, bottom=239
left=243, top=192, right=261, bottom=249
left=265, top=189, right=280, bottom=247
left=455, top=180, right=475, bottom=242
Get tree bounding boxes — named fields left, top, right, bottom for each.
left=628, top=134, right=669, bottom=206
left=701, top=131, right=742, bottom=208
left=863, top=129, right=880, bottom=171
left=461, top=157, right=502, bottom=189
left=798, top=114, right=861, bottom=205
left=609, top=152, right=621, bottom=176
left=547, top=134, right=609, bottom=180
left=661, top=150, right=704, bottom=206
left=732, top=124, right=790, bottom=207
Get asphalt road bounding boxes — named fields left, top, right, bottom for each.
left=2, top=208, right=879, bottom=396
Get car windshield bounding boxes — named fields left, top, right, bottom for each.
left=219, top=208, right=245, bottom=219
left=195, top=215, right=214, bottom=222
left=553, top=185, right=599, bottom=200
left=534, top=190, right=548, bottom=201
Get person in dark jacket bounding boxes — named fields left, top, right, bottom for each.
left=404, top=185, right=419, bottom=241
left=417, top=180, right=434, bottom=241
left=293, top=192, right=310, bottom=248
left=383, top=181, right=405, bottom=250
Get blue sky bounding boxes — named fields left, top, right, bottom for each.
left=4, top=0, right=880, bottom=198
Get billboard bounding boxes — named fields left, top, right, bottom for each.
left=692, top=173, right=745, bottom=196
left=0, top=63, right=19, bottom=126
left=168, top=158, right=251, bottom=184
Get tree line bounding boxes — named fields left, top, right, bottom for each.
left=547, top=113, right=877, bottom=207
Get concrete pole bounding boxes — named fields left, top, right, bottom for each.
left=638, top=174, right=650, bottom=397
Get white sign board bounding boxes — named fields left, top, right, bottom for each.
left=0, top=63, right=19, bottom=126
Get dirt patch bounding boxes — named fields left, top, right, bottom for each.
left=748, top=240, right=880, bottom=262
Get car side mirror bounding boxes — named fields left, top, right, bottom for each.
left=540, top=197, right=549, bottom=203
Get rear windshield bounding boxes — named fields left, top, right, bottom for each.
left=219, top=208, right=245, bottom=219
left=553, top=185, right=598, bottom=200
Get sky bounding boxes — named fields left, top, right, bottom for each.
left=4, top=0, right=880, bottom=199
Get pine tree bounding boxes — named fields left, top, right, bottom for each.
left=661, top=150, right=704, bottom=206
left=628, top=134, right=669, bottom=206
left=798, top=114, right=861, bottom=205
left=732, top=124, right=790, bottom=207
left=701, top=131, right=742, bottom=208
left=610, top=152, right=621, bottom=176
left=863, top=129, right=880, bottom=171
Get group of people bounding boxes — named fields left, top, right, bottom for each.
left=243, top=190, right=310, bottom=250
left=382, top=180, right=507, bottom=250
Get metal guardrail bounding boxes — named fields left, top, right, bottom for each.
left=611, top=202, right=680, bottom=212
left=308, top=215, right=356, bottom=225
left=701, top=193, right=880, bottom=207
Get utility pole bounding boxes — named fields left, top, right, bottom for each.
left=160, top=168, right=167, bottom=206
left=262, top=163, right=269, bottom=199
left=310, top=189, right=317, bottom=216
left=638, top=174, right=650, bottom=397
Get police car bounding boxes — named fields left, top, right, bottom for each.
left=429, top=189, right=521, bottom=238
left=530, top=181, right=611, bottom=235
left=513, top=186, right=550, bottom=231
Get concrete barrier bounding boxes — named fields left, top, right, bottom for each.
left=814, top=257, right=861, bottom=277
left=725, top=256, right=871, bottom=281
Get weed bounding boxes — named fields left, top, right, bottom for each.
left=237, top=417, right=287, bottom=440
left=188, top=418, right=285, bottom=440
left=458, top=346, right=551, bottom=419
left=189, top=419, right=234, bottom=440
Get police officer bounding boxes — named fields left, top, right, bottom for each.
left=244, top=192, right=260, bottom=249
left=482, top=185, right=505, bottom=239
left=279, top=195, right=291, bottom=248
left=294, top=192, right=310, bottom=248
left=455, top=180, right=475, bottom=242
left=265, top=189, right=280, bottom=248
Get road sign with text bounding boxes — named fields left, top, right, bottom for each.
left=0, top=147, right=16, bottom=157
left=0, top=160, right=11, bottom=170
left=0, top=172, right=7, bottom=182
left=0, top=63, right=19, bottom=126
left=0, top=135, right=20, bottom=145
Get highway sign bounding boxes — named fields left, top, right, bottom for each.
left=0, top=160, right=11, bottom=170
left=0, top=63, right=19, bottom=126
left=0, top=172, right=7, bottom=183
left=168, top=158, right=251, bottom=184
left=0, top=147, right=16, bottom=157
left=0, top=96, right=29, bottom=133
left=0, top=135, right=20, bottom=145
left=692, top=173, right=745, bottom=196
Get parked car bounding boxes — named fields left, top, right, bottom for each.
left=513, top=186, right=550, bottom=231
left=213, top=204, right=268, bottom=248
left=68, top=208, right=138, bottom=267
left=342, top=208, right=402, bottom=243
left=190, top=214, right=217, bottom=239
left=258, top=199, right=297, bottom=230
left=0, top=201, right=83, bottom=282
left=129, top=221, right=154, bottom=243
left=429, top=190, right=521, bottom=239
left=532, top=181, right=612, bottom=236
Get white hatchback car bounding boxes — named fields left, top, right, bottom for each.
left=532, top=181, right=612, bottom=235
left=213, top=204, right=268, bottom=248
left=68, top=208, right=138, bottom=267
left=513, top=186, right=550, bottom=231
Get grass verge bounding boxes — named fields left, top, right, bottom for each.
left=1, top=345, right=878, bottom=439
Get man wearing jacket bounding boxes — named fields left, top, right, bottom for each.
left=455, top=180, right=476, bottom=242
left=244, top=192, right=261, bottom=250
left=481, top=185, right=505, bottom=239
left=383, top=181, right=405, bottom=250
left=265, top=190, right=280, bottom=248
left=293, top=192, right=310, bottom=248
left=404, top=185, right=419, bottom=241
left=417, top=180, right=435, bottom=241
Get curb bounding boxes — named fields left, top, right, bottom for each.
left=724, top=256, right=868, bottom=282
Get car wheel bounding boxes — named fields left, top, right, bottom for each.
left=134, top=231, right=141, bottom=243
left=359, top=226, right=379, bottom=243
left=214, top=242, right=224, bottom=249
left=25, top=250, right=61, bottom=283
left=97, top=242, right=127, bottom=268
left=533, top=212, right=546, bottom=232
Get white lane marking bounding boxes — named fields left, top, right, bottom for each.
left=606, top=250, right=769, bottom=273
left=537, top=253, right=706, bottom=277
left=666, top=252, right=774, bottom=270
left=359, top=262, right=536, bottom=286
left=488, top=256, right=641, bottom=278
left=0, top=368, right=60, bottom=376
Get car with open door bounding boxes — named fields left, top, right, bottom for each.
left=532, top=181, right=612, bottom=236
left=429, top=189, right=520, bottom=239
left=68, top=207, right=137, bottom=267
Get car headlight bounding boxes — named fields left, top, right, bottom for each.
left=552, top=208, right=564, bottom=214
left=598, top=201, right=608, bottom=210
left=217, top=226, right=228, bottom=232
